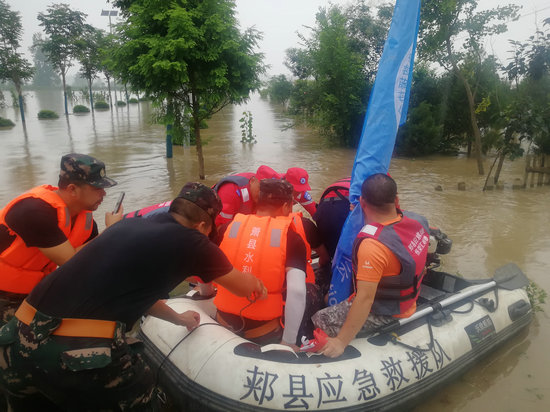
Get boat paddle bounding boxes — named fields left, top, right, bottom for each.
left=372, top=262, right=530, bottom=336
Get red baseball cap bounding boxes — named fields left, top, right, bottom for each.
left=284, top=167, right=311, bottom=192
left=255, top=165, right=281, bottom=180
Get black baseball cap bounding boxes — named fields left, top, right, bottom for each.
left=259, top=179, right=294, bottom=203
left=59, top=153, right=117, bottom=188
left=176, top=182, right=222, bottom=236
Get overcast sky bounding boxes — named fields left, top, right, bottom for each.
left=7, top=0, right=550, bottom=77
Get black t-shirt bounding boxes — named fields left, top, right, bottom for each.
left=27, top=213, right=233, bottom=327
left=301, top=216, right=322, bottom=249
left=0, top=198, right=98, bottom=253
left=217, top=219, right=307, bottom=272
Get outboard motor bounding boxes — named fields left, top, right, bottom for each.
left=427, top=228, right=452, bottom=267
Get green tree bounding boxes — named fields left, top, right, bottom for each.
left=0, top=0, right=34, bottom=125
left=285, top=2, right=389, bottom=146
left=112, top=0, right=264, bottom=179
left=30, top=33, right=61, bottom=88
left=419, top=0, right=520, bottom=175
left=267, top=75, right=293, bottom=107
left=77, top=25, right=104, bottom=112
left=37, top=3, right=87, bottom=115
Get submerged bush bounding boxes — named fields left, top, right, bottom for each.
left=94, top=101, right=109, bottom=110
left=0, top=116, right=15, bottom=127
left=73, top=105, right=90, bottom=113
left=116, top=100, right=127, bottom=107
left=38, top=110, right=59, bottom=119
left=128, top=98, right=138, bottom=104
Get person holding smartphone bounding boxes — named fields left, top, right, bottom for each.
left=0, top=153, right=121, bottom=326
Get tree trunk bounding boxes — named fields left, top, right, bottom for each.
left=89, top=78, right=94, bottom=112
left=445, top=38, right=484, bottom=174
left=62, top=73, right=68, bottom=116
left=192, top=92, right=206, bottom=180
left=493, top=151, right=506, bottom=185
left=457, top=70, right=484, bottom=175
left=106, top=75, right=113, bottom=109
left=113, top=79, right=118, bottom=107
left=15, top=83, right=26, bottom=126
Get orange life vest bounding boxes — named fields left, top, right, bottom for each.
left=289, top=212, right=315, bottom=284
left=0, top=185, right=94, bottom=294
left=214, top=214, right=294, bottom=320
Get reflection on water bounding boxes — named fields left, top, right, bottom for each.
left=1, top=90, right=549, bottom=411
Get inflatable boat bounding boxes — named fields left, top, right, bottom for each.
left=139, top=263, right=532, bottom=411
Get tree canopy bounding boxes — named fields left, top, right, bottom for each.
left=112, top=0, right=264, bottom=179
left=37, top=3, right=87, bottom=115
left=0, top=0, right=34, bottom=124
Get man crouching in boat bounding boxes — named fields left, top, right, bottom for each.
left=215, top=179, right=322, bottom=350
left=0, top=182, right=267, bottom=411
left=315, top=174, right=430, bottom=358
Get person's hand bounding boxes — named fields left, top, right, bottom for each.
left=279, top=340, right=300, bottom=352
left=317, top=336, right=346, bottom=358
left=105, top=207, right=124, bottom=227
left=177, top=310, right=200, bottom=331
left=251, top=277, right=268, bottom=301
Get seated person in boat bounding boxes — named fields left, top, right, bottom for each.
left=0, top=182, right=267, bottom=411
left=283, top=167, right=317, bottom=216
left=0, top=153, right=121, bottom=327
left=215, top=179, right=322, bottom=350
left=123, top=165, right=280, bottom=224
left=314, top=173, right=429, bottom=358
left=313, top=175, right=400, bottom=299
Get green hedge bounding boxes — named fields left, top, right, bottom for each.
left=38, top=110, right=59, bottom=119
left=116, top=100, right=127, bottom=107
left=73, top=105, right=90, bottom=113
left=0, top=116, right=15, bottom=127
left=94, top=101, right=109, bottom=110
left=128, top=98, right=139, bottom=104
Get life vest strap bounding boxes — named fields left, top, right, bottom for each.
left=15, top=300, right=117, bottom=339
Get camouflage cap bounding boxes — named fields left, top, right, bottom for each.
left=59, top=153, right=117, bottom=188
left=176, top=182, right=223, bottom=225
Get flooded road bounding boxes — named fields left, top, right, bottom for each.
left=1, top=90, right=549, bottom=411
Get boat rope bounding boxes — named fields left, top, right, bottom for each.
left=154, top=297, right=257, bottom=396
left=388, top=317, right=436, bottom=353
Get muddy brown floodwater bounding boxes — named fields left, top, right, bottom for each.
left=1, top=90, right=549, bottom=411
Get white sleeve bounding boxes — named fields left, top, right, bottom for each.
left=282, top=268, right=307, bottom=345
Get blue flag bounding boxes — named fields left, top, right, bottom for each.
left=328, top=0, right=421, bottom=305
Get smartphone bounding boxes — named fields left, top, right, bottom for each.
left=112, top=192, right=125, bottom=214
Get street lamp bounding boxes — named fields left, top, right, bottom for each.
left=100, top=9, right=118, bottom=34
left=100, top=10, right=119, bottom=107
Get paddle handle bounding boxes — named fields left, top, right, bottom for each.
left=376, top=280, right=497, bottom=335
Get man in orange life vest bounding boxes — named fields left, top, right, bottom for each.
left=315, top=174, right=429, bottom=358
left=284, top=167, right=317, bottom=216
left=0, top=153, right=121, bottom=325
left=215, top=179, right=322, bottom=349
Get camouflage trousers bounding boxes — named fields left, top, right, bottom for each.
left=0, top=291, right=25, bottom=328
left=0, top=310, right=157, bottom=411
left=311, top=298, right=394, bottom=338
